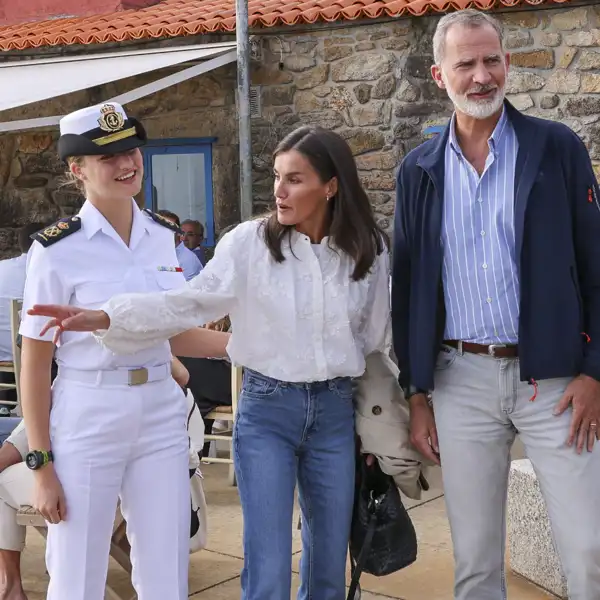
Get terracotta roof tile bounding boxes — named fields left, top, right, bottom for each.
left=0, top=0, right=573, bottom=51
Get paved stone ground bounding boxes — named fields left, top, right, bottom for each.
left=19, top=461, right=557, bottom=599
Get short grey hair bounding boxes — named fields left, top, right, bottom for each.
left=181, top=218, right=204, bottom=236
left=433, top=9, right=504, bottom=65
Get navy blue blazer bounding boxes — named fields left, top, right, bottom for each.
left=391, top=101, right=600, bottom=391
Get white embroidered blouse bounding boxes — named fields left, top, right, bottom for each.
left=96, top=219, right=391, bottom=383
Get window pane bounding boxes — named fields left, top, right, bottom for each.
left=151, top=153, right=207, bottom=226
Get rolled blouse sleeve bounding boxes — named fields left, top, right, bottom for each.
left=361, top=248, right=392, bottom=357
left=95, top=222, right=247, bottom=355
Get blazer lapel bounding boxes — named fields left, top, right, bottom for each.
left=509, top=103, right=548, bottom=262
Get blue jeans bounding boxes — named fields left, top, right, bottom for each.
left=233, top=369, right=355, bottom=600
left=0, top=417, right=21, bottom=445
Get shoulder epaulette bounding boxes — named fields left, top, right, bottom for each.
left=31, top=216, right=82, bottom=248
left=143, top=209, right=182, bottom=233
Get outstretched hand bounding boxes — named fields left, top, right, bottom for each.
left=27, top=305, right=111, bottom=344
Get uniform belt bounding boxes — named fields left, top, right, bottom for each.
left=58, top=363, right=171, bottom=386
left=443, top=340, right=519, bottom=359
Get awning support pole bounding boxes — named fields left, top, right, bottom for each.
left=236, top=0, right=253, bottom=222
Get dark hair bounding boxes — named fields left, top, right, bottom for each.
left=20, top=222, right=49, bottom=253
left=263, top=125, right=387, bottom=281
left=157, top=209, right=181, bottom=227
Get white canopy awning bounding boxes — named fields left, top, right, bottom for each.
left=0, top=42, right=237, bottom=132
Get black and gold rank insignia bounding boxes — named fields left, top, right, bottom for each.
left=143, top=209, right=183, bottom=233
left=98, top=104, right=125, bottom=132
left=32, top=217, right=82, bottom=247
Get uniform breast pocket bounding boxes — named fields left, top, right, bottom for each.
left=73, top=281, right=124, bottom=309
left=152, top=271, right=186, bottom=292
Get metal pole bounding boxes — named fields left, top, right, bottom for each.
left=236, top=0, right=252, bottom=222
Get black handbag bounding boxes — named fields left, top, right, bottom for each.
left=346, top=453, right=418, bottom=600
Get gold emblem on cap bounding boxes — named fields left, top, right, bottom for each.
left=98, top=104, right=125, bottom=133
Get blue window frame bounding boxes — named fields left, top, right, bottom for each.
left=142, top=138, right=216, bottom=246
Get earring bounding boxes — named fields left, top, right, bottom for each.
left=326, top=194, right=331, bottom=202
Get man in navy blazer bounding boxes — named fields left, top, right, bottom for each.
left=392, top=9, right=600, bottom=600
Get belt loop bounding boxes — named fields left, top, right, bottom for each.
left=95, top=370, right=103, bottom=386
left=457, top=340, right=464, bottom=356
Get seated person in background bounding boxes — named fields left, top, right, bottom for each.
left=181, top=220, right=205, bottom=266
left=0, top=357, right=192, bottom=600
left=0, top=419, right=33, bottom=600
left=0, top=223, right=48, bottom=416
left=157, top=210, right=202, bottom=281
left=178, top=316, right=232, bottom=458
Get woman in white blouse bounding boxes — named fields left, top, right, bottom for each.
left=29, top=125, right=391, bottom=600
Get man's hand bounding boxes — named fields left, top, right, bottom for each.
left=27, top=305, right=110, bottom=343
left=554, top=374, right=600, bottom=453
left=34, top=466, right=67, bottom=525
left=408, top=394, right=440, bottom=465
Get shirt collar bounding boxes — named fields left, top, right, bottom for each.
left=448, top=106, right=508, bottom=158
left=79, top=198, right=150, bottom=240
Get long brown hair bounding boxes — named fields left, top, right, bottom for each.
left=262, top=125, right=387, bottom=281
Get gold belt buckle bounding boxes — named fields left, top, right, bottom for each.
left=128, top=368, right=149, bottom=386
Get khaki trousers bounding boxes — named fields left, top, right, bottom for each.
left=0, top=462, right=34, bottom=552
left=432, top=347, right=600, bottom=600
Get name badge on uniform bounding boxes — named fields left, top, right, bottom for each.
left=157, top=266, right=183, bottom=273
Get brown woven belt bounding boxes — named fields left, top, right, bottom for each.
left=443, top=340, right=519, bottom=359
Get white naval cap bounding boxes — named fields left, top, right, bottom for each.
left=57, top=102, right=146, bottom=162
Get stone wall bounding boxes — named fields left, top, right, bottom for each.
left=0, top=63, right=239, bottom=258
left=3, top=4, right=600, bottom=257
left=250, top=4, right=600, bottom=230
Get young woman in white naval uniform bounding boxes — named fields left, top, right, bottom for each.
left=29, top=125, right=391, bottom=600
left=18, top=103, right=228, bottom=600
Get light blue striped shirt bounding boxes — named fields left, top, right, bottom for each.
left=441, top=109, right=520, bottom=344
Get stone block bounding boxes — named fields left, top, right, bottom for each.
left=551, top=7, right=588, bottom=31
left=507, top=459, right=567, bottom=599
left=545, top=70, right=580, bottom=94
left=505, top=71, right=545, bottom=94
left=510, top=50, right=554, bottom=69
left=540, top=33, right=561, bottom=48
left=323, top=45, right=353, bottom=62
left=578, top=50, right=600, bottom=71
left=331, top=52, right=394, bottom=82
left=505, top=30, right=532, bottom=49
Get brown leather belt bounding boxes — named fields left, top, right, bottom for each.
left=443, top=340, right=519, bottom=358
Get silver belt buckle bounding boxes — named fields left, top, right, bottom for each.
left=487, top=344, right=506, bottom=358
left=128, top=368, right=149, bottom=386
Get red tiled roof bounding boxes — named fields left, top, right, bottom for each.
left=0, top=0, right=573, bottom=51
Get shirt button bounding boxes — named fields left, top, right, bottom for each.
left=477, top=197, right=483, bottom=203
left=481, top=230, right=486, bottom=236
left=487, top=297, right=493, bottom=304
left=482, top=263, right=488, bottom=269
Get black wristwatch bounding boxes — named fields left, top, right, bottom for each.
left=25, top=450, right=54, bottom=471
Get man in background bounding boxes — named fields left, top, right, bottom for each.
left=0, top=223, right=47, bottom=415
left=157, top=210, right=203, bottom=281
left=181, top=219, right=205, bottom=267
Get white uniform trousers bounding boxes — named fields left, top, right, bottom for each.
left=0, top=463, right=34, bottom=551
left=433, top=347, right=600, bottom=600
left=46, top=374, right=190, bottom=600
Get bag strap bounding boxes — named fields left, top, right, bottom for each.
left=346, top=512, right=378, bottom=600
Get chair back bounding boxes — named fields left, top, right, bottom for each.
left=9, top=299, right=22, bottom=415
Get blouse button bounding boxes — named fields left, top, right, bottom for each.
left=372, top=405, right=382, bottom=416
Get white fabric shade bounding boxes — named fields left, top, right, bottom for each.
left=0, top=43, right=236, bottom=113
